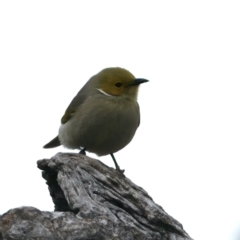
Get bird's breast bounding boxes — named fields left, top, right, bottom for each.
left=59, top=95, right=140, bottom=155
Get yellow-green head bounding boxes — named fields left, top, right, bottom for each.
left=95, top=67, right=148, bottom=99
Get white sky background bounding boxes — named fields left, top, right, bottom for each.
left=0, top=1, right=240, bottom=239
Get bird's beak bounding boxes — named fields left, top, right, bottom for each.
left=129, top=78, right=149, bottom=86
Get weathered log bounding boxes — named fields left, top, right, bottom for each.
left=0, top=153, right=192, bottom=240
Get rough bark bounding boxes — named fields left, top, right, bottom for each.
left=0, top=153, right=192, bottom=240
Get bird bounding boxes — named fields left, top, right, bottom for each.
left=43, top=67, right=148, bottom=173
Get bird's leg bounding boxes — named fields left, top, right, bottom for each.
left=80, top=148, right=86, bottom=155
left=110, top=153, right=125, bottom=174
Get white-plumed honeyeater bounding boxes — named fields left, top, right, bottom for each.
left=43, top=67, right=149, bottom=173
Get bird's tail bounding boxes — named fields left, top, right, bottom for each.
left=43, top=136, right=61, bottom=148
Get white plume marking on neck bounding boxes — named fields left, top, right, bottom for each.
left=97, top=88, right=113, bottom=97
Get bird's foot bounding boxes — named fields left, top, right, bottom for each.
left=79, top=148, right=86, bottom=155
left=116, top=167, right=125, bottom=175
left=110, top=153, right=125, bottom=175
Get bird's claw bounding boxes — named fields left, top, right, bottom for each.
left=79, top=148, right=86, bottom=155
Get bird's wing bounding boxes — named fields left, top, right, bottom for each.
left=61, top=107, right=76, bottom=124
left=61, top=87, right=90, bottom=124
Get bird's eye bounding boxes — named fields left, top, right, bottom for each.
left=115, top=82, right=123, bottom=88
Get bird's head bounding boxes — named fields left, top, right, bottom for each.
left=95, top=67, right=148, bottom=100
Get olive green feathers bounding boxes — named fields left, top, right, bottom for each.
left=43, top=67, right=148, bottom=172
